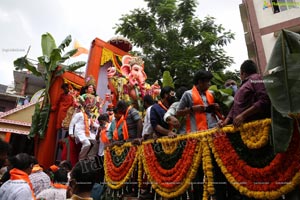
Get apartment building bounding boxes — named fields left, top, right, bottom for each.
left=240, top=0, right=300, bottom=73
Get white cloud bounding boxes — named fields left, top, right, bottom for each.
left=196, top=0, right=247, bottom=71
left=0, top=8, right=10, bottom=23
left=0, top=0, right=247, bottom=85
left=0, top=60, right=14, bottom=85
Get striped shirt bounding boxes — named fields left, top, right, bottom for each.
left=126, top=107, right=142, bottom=139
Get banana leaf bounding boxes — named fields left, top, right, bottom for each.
left=29, top=103, right=41, bottom=138
left=14, top=33, right=86, bottom=139
left=37, top=104, right=51, bottom=139
left=209, top=85, right=234, bottom=115
left=14, top=57, right=42, bottom=77
left=58, top=35, right=72, bottom=50
left=61, top=49, right=78, bottom=62
left=271, top=106, right=293, bottom=152
left=263, top=29, right=300, bottom=152
left=66, top=61, right=86, bottom=71
left=212, top=72, right=225, bottom=86
left=42, top=33, right=57, bottom=57
left=55, top=61, right=86, bottom=77
left=50, top=48, right=62, bottom=71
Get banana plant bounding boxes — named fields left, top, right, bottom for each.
left=209, top=72, right=235, bottom=116
left=209, top=85, right=234, bottom=116
left=263, top=29, right=300, bottom=152
left=14, top=33, right=86, bottom=138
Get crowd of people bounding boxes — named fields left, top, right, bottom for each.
left=0, top=148, right=102, bottom=200
left=0, top=59, right=276, bottom=199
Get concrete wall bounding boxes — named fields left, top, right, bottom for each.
left=254, top=0, right=300, bottom=28
left=261, top=33, right=278, bottom=64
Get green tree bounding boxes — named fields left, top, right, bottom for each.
left=162, top=70, right=175, bottom=88
left=14, top=33, right=86, bottom=138
left=211, top=70, right=240, bottom=88
left=115, top=0, right=234, bottom=88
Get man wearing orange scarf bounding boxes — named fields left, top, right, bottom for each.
left=36, top=167, right=68, bottom=200
left=176, top=70, right=220, bottom=133
left=29, top=159, right=51, bottom=196
left=107, top=106, right=125, bottom=143
left=69, top=97, right=98, bottom=160
left=150, top=86, right=177, bottom=138
left=176, top=70, right=224, bottom=199
left=0, top=153, right=36, bottom=200
left=107, top=100, right=143, bottom=143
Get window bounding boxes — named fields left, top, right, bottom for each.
left=271, top=0, right=300, bottom=13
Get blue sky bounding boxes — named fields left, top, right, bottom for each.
left=0, top=0, right=247, bottom=86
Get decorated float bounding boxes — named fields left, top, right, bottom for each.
left=97, top=30, right=300, bottom=199
left=86, top=36, right=160, bottom=111
left=10, top=29, right=300, bottom=199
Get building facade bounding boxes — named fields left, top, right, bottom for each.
left=240, top=0, right=300, bottom=73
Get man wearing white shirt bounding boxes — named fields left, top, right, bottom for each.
left=0, top=153, right=35, bottom=200
left=69, top=95, right=97, bottom=160
left=142, top=95, right=155, bottom=139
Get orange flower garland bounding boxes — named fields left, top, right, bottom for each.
left=143, top=139, right=196, bottom=187
left=141, top=138, right=202, bottom=198
left=105, top=146, right=136, bottom=179
left=138, top=147, right=143, bottom=189
left=104, top=145, right=138, bottom=189
left=83, top=112, right=90, bottom=137
left=209, top=123, right=300, bottom=199
left=111, top=144, right=131, bottom=156
left=102, top=119, right=300, bottom=199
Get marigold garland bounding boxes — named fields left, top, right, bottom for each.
left=105, top=146, right=136, bottom=179
left=111, top=143, right=131, bottom=156
left=138, top=147, right=143, bottom=189
left=110, top=146, right=130, bottom=167
left=227, top=131, right=275, bottom=168
left=153, top=141, right=185, bottom=169
left=209, top=122, right=300, bottom=199
left=203, top=177, right=209, bottom=200
left=104, top=145, right=138, bottom=189
left=239, top=119, right=271, bottom=149
left=202, top=136, right=215, bottom=196
left=161, top=139, right=179, bottom=154
left=144, top=139, right=196, bottom=186
left=142, top=138, right=202, bottom=198
left=103, top=119, right=300, bottom=199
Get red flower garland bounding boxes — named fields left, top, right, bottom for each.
left=212, top=125, right=300, bottom=192
left=105, top=146, right=137, bottom=181
left=143, top=139, right=198, bottom=189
